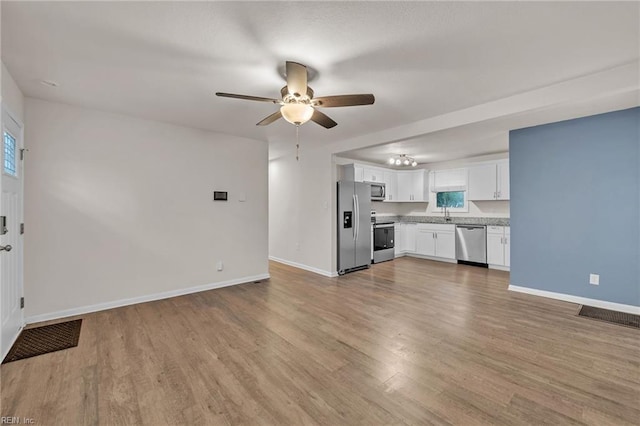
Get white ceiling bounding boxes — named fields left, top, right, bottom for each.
left=2, top=2, right=639, bottom=161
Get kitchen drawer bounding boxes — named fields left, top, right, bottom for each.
left=487, top=226, right=504, bottom=234
left=416, top=223, right=455, bottom=232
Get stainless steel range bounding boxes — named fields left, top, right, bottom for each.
left=372, top=221, right=395, bottom=263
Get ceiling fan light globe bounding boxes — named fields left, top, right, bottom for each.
left=395, top=159, right=401, bottom=166
left=280, top=104, right=314, bottom=125
left=403, top=159, right=410, bottom=165
left=388, top=158, right=395, bottom=165
left=411, top=161, right=417, bottom=167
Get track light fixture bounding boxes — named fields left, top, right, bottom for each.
left=387, top=154, right=418, bottom=167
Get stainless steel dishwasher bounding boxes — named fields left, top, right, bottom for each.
left=455, top=225, right=487, bottom=264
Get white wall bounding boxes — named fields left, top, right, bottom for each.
left=2, top=62, right=24, bottom=123
left=269, top=146, right=334, bottom=276
left=24, top=98, right=269, bottom=320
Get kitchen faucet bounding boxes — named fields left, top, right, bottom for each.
left=444, top=205, right=451, bottom=222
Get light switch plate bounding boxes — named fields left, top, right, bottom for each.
left=589, top=273, right=599, bottom=285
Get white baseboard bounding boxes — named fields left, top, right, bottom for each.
left=489, top=264, right=510, bottom=271
left=25, top=273, right=271, bottom=325
left=269, top=256, right=338, bottom=278
left=508, top=285, right=640, bottom=315
left=405, top=253, right=457, bottom=263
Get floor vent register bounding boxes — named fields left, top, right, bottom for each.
left=2, top=319, right=82, bottom=364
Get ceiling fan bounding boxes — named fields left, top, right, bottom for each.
left=216, top=61, right=375, bottom=129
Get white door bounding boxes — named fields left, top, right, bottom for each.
left=403, top=224, right=416, bottom=252
left=497, top=161, right=510, bottom=200
left=396, top=172, right=412, bottom=201
left=486, top=232, right=505, bottom=265
left=415, top=229, right=436, bottom=256
left=411, top=170, right=427, bottom=201
left=435, top=231, right=456, bottom=259
left=468, top=164, right=497, bottom=201
left=383, top=171, right=397, bottom=201
left=504, top=227, right=511, bottom=267
left=1, top=107, right=24, bottom=359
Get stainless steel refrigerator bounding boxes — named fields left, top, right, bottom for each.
left=337, top=181, right=372, bottom=275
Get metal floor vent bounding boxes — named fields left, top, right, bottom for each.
left=2, top=319, right=82, bottom=364
left=578, top=306, right=639, bottom=329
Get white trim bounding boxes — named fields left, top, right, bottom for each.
left=489, top=264, right=510, bottom=271
left=25, top=273, right=270, bottom=324
left=1, top=324, right=24, bottom=361
left=269, top=256, right=338, bottom=278
left=508, top=285, right=640, bottom=315
left=405, top=253, right=458, bottom=263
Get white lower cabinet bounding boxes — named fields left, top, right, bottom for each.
left=414, top=224, right=456, bottom=260
left=504, top=226, right=510, bottom=267
left=394, top=224, right=403, bottom=256
left=487, top=226, right=510, bottom=269
left=403, top=223, right=417, bottom=253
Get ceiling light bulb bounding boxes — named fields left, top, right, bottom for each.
left=388, top=158, right=396, bottom=165
left=403, top=159, right=410, bottom=165
left=280, top=103, right=314, bottom=125
left=395, top=159, right=401, bottom=165
left=411, top=161, right=417, bottom=167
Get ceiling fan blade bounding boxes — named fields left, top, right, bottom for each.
left=216, top=92, right=280, bottom=104
left=285, top=61, right=308, bottom=97
left=310, top=109, right=337, bottom=129
left=256, top=110, right=282, bottom=126
left=312, top=94, right=375, bottom=108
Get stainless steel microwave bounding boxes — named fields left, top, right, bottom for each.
left=368, top=182, right=386, bottom=201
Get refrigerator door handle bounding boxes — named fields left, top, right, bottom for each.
left=354, top=194, right=359, bottom=241
left=352, top=194, right=358, bottom=241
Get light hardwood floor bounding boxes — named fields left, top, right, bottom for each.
left=2, top=258, right=639, bottom=425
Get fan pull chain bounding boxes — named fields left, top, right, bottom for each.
left=295, top=124, right=300, bottom=161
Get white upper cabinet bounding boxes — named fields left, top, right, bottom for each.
left=342, top=164, right=430, bottom=203
left=384, top=171, right=398, bottom=201
left=396, top=171, right=413, bottom=201
left=430, top=168, right=468, bottom=192
left=396, top=170, right=428, bottom=202
left=467, top=160, right=510, bottom=201
left=363, top=167, right=384, bottom=183
left=467, top=164, right=497, bottom=200
left=342, top=164, right=365, bottom=182
left=497, top=161, right=509, bottom=200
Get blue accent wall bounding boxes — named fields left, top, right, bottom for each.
left=510, top=107, right=639, bottom=307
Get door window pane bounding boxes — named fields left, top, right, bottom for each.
left=3, top=131, right=17, bottom=176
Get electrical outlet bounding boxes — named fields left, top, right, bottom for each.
left=589, top=273, right=599, bottom=285
left=217, top=261, right=223, bottom=271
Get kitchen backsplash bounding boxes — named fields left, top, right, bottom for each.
left=386, top=216, right=510, bottom=226
left=372, top=200, right=510, bottom=218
